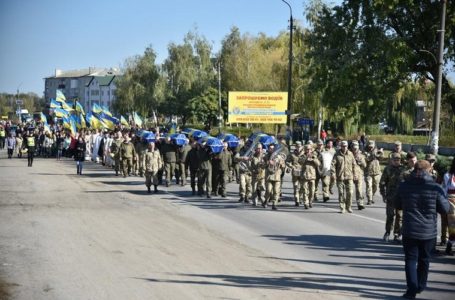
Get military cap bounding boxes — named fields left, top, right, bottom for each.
left=394, top=141, right=402, bottom=146
left=304, top=144, right=312, bottom=150
left=368, top=140, right=375, bottom=146
left=295, top=141, right=302, bottom=146
left=425, top=154, right=436, bottom=162
left=391, top=153, right=401, bottom=159
left=306, top=140, right=314, bottom=145
left=317, top=139, right=323, bottom=145
left=352, top=140, right=359, bottom=146
left=340, top=140, right=348, bottom=147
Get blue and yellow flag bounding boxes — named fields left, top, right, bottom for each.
left=61, top=100, right=74, bottom=111
left=90, top=113, right=103, bottom=130
left=54, top=108, right=69, bottom=118
left=99, top=112, right=116, bottom=130
left=50, top=98, right=60, bottom=109
left=40, top=112, right=47, bottom=124
left=92, top=103, right=103, bottom=114
left=69, top=116, right=77, bottom=136
left=80, top=113, right=87, bottom=128
left=133, top=112, right=143, bottom=127
left=43, top=123, right=51, bottom=133
left=56, top=89, right=66, bottom=103
left=102, top=105, right=113, bottom=117
left=76, top=102, right=85, bottom=115
left=120, top=115, right=129, bottom=127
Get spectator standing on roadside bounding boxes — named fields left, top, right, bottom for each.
left=394, top=160, right=449, bottom=299
left=75, top=134, right=86, bottom=175
left=442, top=158, right=455, bottom=255
left=6, top=133, right=16, bottom=159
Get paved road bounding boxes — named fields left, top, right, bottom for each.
left=0, top=152, right=453, bottom=299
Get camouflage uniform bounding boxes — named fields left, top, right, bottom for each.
left=212, top=148, right=232, bottom=196
left=160, top=141, right=177, bottom=186
left=364, top=142, right=382, bottom=204
left=299, top=147, right=321, bottom=209
left=379, top=158, right=405, bottom=240
left=286, top=145, right=304, bottom=205
left=135, top=140, right=147, bottom=177
left=144, top=148, right=163, bottom=192
left=110, top=137, right=123, bottom=176
left=320, top=146, right=336, bottom=201
left=251, top=151, right=266, bottom=205
left=264, top=150, right=285, bottom=210
left=177, top=144, right=191, bottom=186
left=197, top=146, right=212, bottom=198
left=331, top=142, right=356, bottom=213
left=352, top=144, right=367, bottom=209
left=234, top=146, right=252, bottom=202
left=120, top=140, right=136, bottom=177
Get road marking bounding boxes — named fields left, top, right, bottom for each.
left=323, top=206, right=386, bottom=224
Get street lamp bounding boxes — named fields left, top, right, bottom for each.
left=282, top=0, right=294, bottom=146
left=217, top=60, right=222, bottom=134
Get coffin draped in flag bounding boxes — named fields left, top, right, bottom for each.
left=219, top=133, right=239, bottom=149
left=206, top=137, right=224, bottom=154
left=144, top=132, right=156, bottom=143
left=259, top=135, right=276, bottom=148
left=169, top=133, right=188, bottom=146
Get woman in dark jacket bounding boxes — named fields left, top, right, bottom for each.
left=75, top=135, right=86, bottom=175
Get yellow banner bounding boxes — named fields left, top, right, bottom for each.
left=228, top=91, right=288, bottom=124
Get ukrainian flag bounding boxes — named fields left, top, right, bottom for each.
left=76, top=102, right=85, bottom=115
left=133, top=112, right=143, bottom=127
left=61, top=100, right=74, bottom=111
left=80, top=113, right=87, bottom=128
left=90, top=113, right=103, bottom=130
left=50, top=98, right=60, bottom=108
left=54, top=108, right=69, bottom=118
left=92, top=103, right=103, bottom=114
left=56, top=89, right=66, bottom=103
left=40, top=112, right=47, bottom=124
left=99, top=113, right=116, bottom=130
left=43, top=123, right=51, bottom=133
left=102, top=105, right=113, bottom=117
left=120, top=115, right=129, bottom=127
left=69, top=116, right=77, bottom=136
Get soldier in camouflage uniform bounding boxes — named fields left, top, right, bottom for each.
left=144, top=141, right=163, bottom=193
left=286, top=141, right=304, bottom=206
left=364, top=140, right=382, bottom=205
left=351, top=141, right=367, bottom=210
left=314, top=139, right=324, bottom=201
left=212, top=142, right=232, bottom=197
left=401, top=151, right=417, bottom=180
left=197, top=142, right=212, bottom=198
left=320, top=140, right=336, bottom=202
left=110, top=131, right=123, bottom=176
left=263, top=144, right=285, bottom=210
left=119, top=134, right=136, bottom=177
left=160, top=137, right=178, bottom=186
left=135, top=136, right=147, bottom=177
left=389, top=140, right=407, bottom=165
left=235, top=144, right=253, bottom=203
left=331, top=140, right=356, bottom=213
left=186, top=141, right=200, bottom=195
left=299, top=144, right=321, bottom=209
left=380, top=152, right=405, bottom=242
left=177, top=142, right=191, bottom=186
left=251, top=143, right=266, bottom=206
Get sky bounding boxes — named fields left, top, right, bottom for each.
left=0, top=0, right=452, bottom=97
left=0, top=0, right=312, bottom=96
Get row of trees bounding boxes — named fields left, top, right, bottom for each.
left=113, top=0, right=455, bottom=136
left=0, top=92, right=45, bottom=118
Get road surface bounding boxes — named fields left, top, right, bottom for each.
left=0, top=152, right=453, bottom=299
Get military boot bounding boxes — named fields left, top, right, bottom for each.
left=154, top=185, right=158, bottom=193
left=147, top=186, right=151, bottom=193
left=238, top=196, right=244, bottom=203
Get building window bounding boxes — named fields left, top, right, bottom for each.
left=101, top=90, right=104, bottom=96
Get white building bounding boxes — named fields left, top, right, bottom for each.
left=44, top=67, right=122, bottom=112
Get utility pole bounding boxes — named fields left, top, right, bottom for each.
left=282, top=0, right=294, bottom=146
left=431, top=0, right=446, bottom=155
left=218, top=61, right=222, bottom=134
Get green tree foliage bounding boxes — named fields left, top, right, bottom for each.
left=188, top=87, right=219, bottom=125
left=114, top=46, right=160, bottom=116
left=160, top=30, right=214, bottom=124
left=0, top=92, right=44, bottom=117
left=305, top=0, right=455, bottom=135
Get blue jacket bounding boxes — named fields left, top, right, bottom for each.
left=395, top=171, right=449, bottom=240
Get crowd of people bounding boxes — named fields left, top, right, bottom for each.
left=1, top=118, right=454, bottom=299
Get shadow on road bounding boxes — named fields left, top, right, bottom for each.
left=133, top=271, right=409, bottom=299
